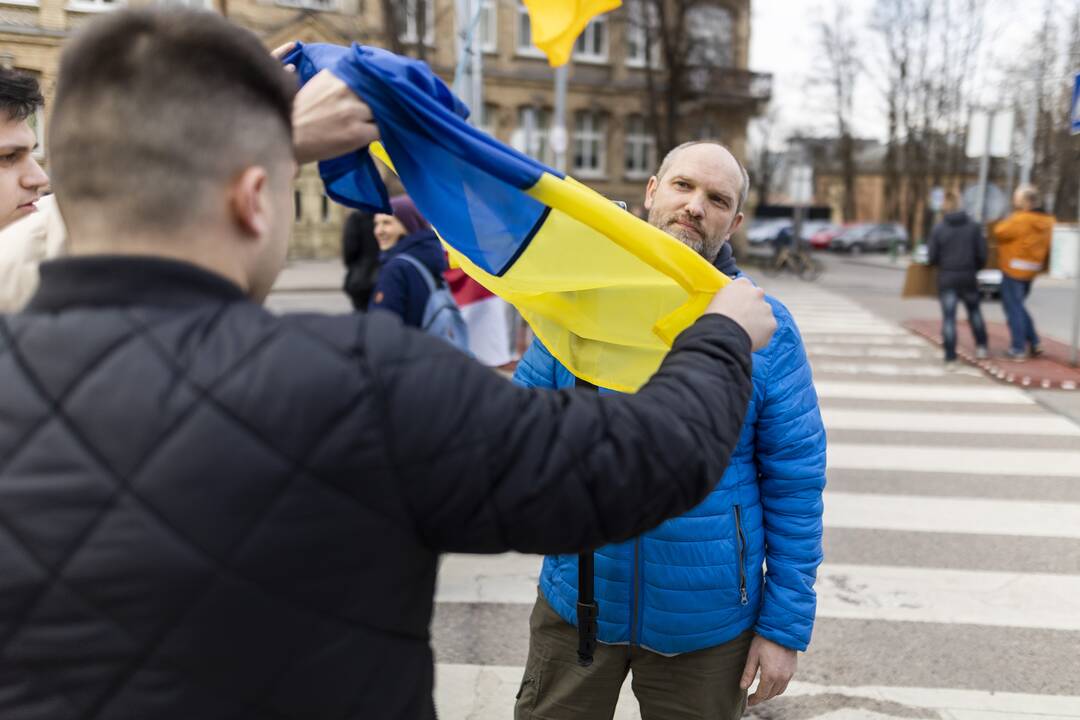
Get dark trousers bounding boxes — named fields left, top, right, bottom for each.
left=939, top=287, right=988, bottom=362
left=514, top=593, right=753, bottom=720
left=1000, top=275, right=1039, bottom=354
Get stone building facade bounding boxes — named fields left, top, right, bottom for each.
left=0, top=0, right=770, bottom=258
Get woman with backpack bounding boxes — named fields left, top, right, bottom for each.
left=370, top=195, right=470, bottom=351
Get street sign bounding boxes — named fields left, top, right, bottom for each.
left=549, top=125, right=569, bottom=155
left=966, top=110, right=1014, bottom=158
left=929, top=187, right=945, bottom=212
left=1070, top=71, right=1080, bottom=135
left=788, top=164, right=814, bottom=205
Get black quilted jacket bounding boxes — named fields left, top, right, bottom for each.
left=0, top=256, right=753, bottom=720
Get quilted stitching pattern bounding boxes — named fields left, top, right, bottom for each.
left=522, top=295, right=827, bottom=655
left=0, top=304, right=438, bottom=720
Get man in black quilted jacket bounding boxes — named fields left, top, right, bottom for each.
left=0, top=9, right=776, bottom=720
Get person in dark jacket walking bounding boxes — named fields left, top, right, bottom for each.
left=0, top=9, right=778, bottom=720
left=341, top=210, right=379, bottom=310
left=927, top=192, right=989, bottom=366
left=369, top=195, right=445, bottom=328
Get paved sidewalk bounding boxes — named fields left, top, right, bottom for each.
left=272, top=260, right=345, bottom=292
left=904, top=317, right=1080, bottom=390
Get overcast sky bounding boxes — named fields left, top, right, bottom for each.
left=747, top=0, right=1076, bottom=145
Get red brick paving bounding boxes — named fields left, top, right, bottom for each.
left=903, top=318, right=1080, bottom=391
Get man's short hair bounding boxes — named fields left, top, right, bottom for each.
left=655, top=140, right=750, bottom=215
left=0, top=68, right=43, bottom=123
left=1016, top=184, right=1039, bottom=207
left=48, top=8, right=296, bottom=234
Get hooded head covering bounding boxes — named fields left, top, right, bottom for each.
left=388, top=195, right=429, bottom=236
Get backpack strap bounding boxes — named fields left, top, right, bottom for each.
left=390, top=253, right=439, bottom=294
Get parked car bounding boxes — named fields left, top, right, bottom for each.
left=796, top=220, right=834, bottom=245
left=830, top=222, right=909, bottom=254
left=808, top=224, right=846, bottom=250
left=746, top=219, right=791, bottom=247
left=748, top=219, right=832, bottom=248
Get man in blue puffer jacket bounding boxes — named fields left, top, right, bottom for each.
left=513, top=142, right=827, bottom=719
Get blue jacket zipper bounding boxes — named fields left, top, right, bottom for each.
left=630, top=538, right=641, bottom=644
left=734, top=505, right=749, bottom=606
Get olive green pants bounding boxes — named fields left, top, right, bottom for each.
left=514, top=593, right=753, bottom=720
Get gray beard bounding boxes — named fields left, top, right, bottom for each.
left=648, top=207, right=724, bottom=263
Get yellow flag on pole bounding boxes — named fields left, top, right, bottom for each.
left=523, top=0, right=623, bottom=66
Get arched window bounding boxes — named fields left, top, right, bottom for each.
left=573, top=110, right=608, bottom=178
left=624, top=114, right=655, bottom=179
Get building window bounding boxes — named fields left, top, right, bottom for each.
left=398, top=0, right=435, bottom=46
left=66, top=0, right=123, bottom=12
left=625, top=0, right=660, bottom=68
left=513, top=105, right=552, bottom=165
left=685, top=5, right=734, bottom=67
left=294, top=191, right=303, bottom=222
left=516, top=2, right=544, bottom=56
left=624, top=114, right=655, bottom=179
left=321, top=195, right=331, bottom=223
left=477, top=0, right=497, bottom=53
left=573, top=110, right=607, bottom=178
left=477, top=103, right=498, bottom=137
left=573, top=16, right=609, bottom=63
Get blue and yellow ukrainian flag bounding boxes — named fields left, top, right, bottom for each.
left=283, top=42, right=730, bottom=393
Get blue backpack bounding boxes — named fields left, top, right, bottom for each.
left=392, top=253, right=471, bottom=354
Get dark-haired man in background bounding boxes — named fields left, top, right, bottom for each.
left=0, top=68, right=47, bottom=230
left=0, top=68, right=53, bottom=311
left=0, top=8, right=777, bottom=719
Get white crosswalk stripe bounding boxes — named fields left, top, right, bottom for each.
left=432, top=281, right=1080, bottom=719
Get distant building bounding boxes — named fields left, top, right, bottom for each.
left=0, top=0, right=772, bottom=257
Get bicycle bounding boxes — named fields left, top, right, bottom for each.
left=761, top=245, right=824, bottom=281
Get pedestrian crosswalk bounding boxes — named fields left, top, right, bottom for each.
left=430, top=281, right=1080, bottom=719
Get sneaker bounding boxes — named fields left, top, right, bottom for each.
left=1030, top=344, right=1044, bottom=358
left=944, top=360, right=959, bottom=372
left=975, top=346, right=989, bottom=360
left=1003, top=349, right=1028, bottom=361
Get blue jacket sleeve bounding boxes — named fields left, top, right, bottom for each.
left=512, top=337, right=560, bottom=390
left=752, top=305, right=827, bottom=651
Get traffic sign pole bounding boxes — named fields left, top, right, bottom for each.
left=1070, top=72, right=1079, bottom=366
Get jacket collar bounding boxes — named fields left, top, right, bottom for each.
left=25, top=255, right=249, bottom=313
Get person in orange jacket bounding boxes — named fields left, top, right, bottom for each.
left=993, top=185, right=1054, bottom=359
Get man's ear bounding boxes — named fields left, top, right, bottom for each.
left=726, top=211, right=745, bottom=240
left=229, top=166, right=270, bottom=240
left=643, top=176, right=658, bottom=211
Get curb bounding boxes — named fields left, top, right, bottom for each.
left=904, top=323, right=1080, bottom=391
left=841, top=257, right=911, bottom=273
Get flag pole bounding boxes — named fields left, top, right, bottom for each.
left=552, top=64, right=569, bottom=173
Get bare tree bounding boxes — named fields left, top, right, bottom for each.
left=816, top=3, right=861, bottom=221
left=747, top=103, right=783, bottom=206
left=380, top=0, right=404, bottom=55
left=381, top=0, right=435, bottom=62
left=868, top=0, right=988, bottom=238
left=999, top=2, right=1079, bottom=218
left=632, top=0, right=748, bottom=157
